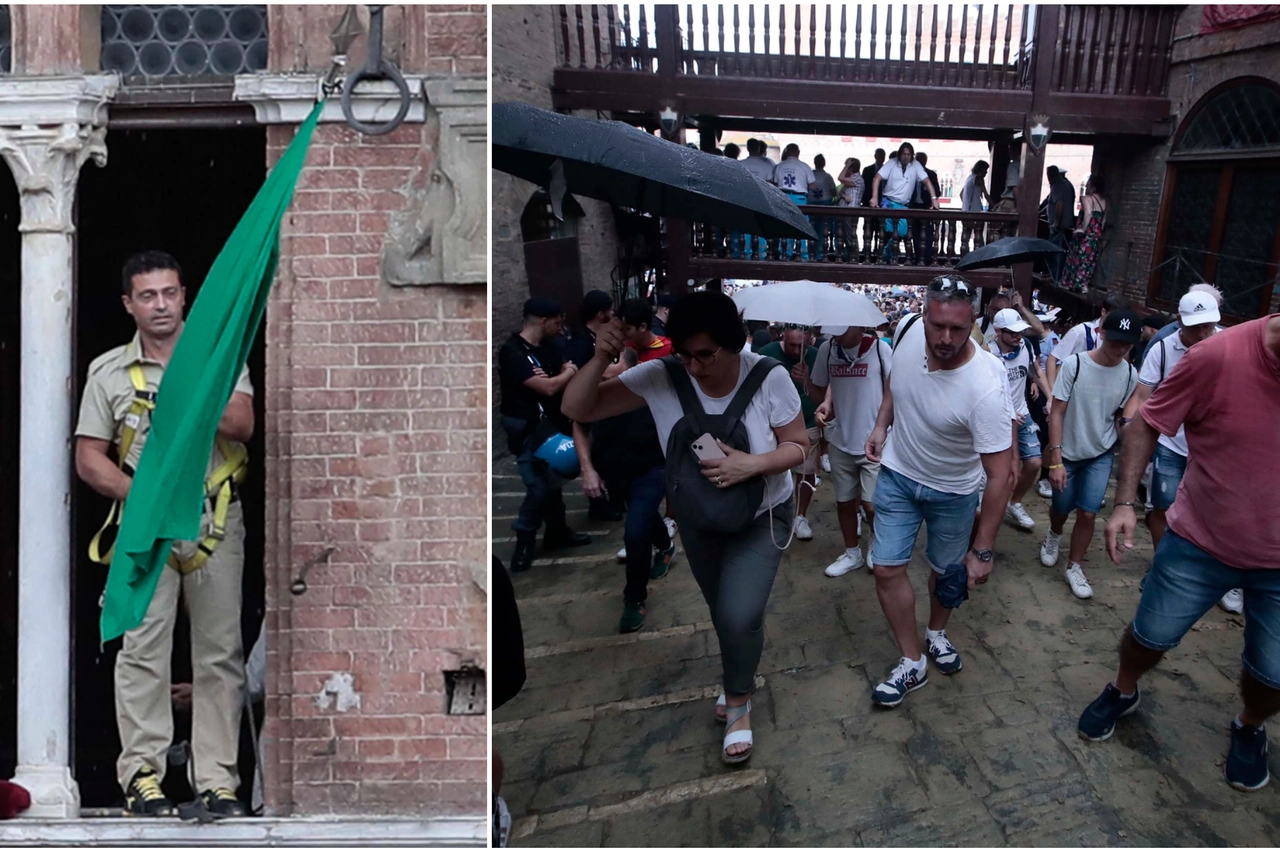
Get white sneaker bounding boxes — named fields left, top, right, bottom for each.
left=814, top=475, right=822, bottom=487
left=824, top=549, right=865, bottom=577
left=1004, top=502, right=1036, bottom=530
left=821, top=453, right=832, bottom=473
left=1040, top=533, right=1061, bottom=567
left=1219, top=588, right=1244, bottom=614
left=616, top=546, right=627, bottom=562
left=793, top=515, right=813, bottom=540
left=1065, top=562, right=1093, bottom=599
left=664, top=517, right=678, bottom=541
left=1037, top=479, right=1053, bottom=499
left=866, top=547, right=875, bottom=572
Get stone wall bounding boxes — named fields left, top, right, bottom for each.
left=259, top=4, right=488, bottom=816
left=491, top=4, right=620, bottom=344
left=1097, top=5, right=1280, bottom=313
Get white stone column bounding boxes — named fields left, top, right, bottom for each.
left=0, top=74, right=117, bottom=820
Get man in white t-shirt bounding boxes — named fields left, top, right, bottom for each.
left=808, top=325, right=892, bottom=577
left=1045, top=292, right=1129, bottom=391
left=989, top=309, right=1052, bottom=531
left=870, top=143, right=938, bottom=264
left=864, top=276, right=1014, bottom=709
left=1120, top=291, right=1233, bottom=609
left=774, top=143, right=817, bottom=261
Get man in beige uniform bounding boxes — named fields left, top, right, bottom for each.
left=75, top=251, right=254, bottom=817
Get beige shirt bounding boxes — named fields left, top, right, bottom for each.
left=75, top=331, right=253, bottom=479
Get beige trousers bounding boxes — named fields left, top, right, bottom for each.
left=115, top=502, right=246, bottom=793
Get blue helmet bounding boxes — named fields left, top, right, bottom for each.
left=533, top=431, right=580, bottom=479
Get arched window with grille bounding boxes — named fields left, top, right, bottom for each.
left=1149, top=77, right=1280, bottom=319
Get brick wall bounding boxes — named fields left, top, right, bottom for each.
left=492, top=4, right=621, bottom=346
left=257, top=4, right=488, bottom=818
left=1102, top=6, right=1280, bottom=312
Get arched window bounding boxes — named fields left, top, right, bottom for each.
left=100, top=5, right=268, bottom=79
left=1150, top=78, right=1280, bottom=319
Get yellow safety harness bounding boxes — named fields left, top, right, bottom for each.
left=89, top=363, right=248, bottom=575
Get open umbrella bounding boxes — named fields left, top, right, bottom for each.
left=494, top=102, right=816, bottom=240
left=955, top=236, right=1064, bottom=271
left=733, top=280, right=886, bottom=329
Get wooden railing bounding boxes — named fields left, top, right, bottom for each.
left=685, top=205, right=1021, bottom=283
left=558, top=4, right=1176, bottom=99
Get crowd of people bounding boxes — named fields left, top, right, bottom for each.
left=709, top=138, right=1108, bottom=290
left=498, top=275, right=1276, bottom=793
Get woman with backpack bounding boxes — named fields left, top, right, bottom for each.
left=561, top=291, right=809, bottom=766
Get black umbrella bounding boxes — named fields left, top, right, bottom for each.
left=954, top=236, right=1064, bottom=271
left=493, top=102, right=817, bottom=240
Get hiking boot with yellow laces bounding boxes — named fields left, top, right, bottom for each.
left=124, top=768, right=177, bottom=817
left=200, top=787, right=247, bottom=817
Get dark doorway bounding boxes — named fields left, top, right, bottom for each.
left=73, top=125, right=267, bottom=809
left=0, top=148, right=20, bottom=783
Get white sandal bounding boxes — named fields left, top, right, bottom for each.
left=721, top=700, right=753, bottom=764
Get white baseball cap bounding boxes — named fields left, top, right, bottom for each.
left=822, top=325, right=850, bottom=336
left=992, top=308, right=1031, bottom=333
left=1178, top=291, right=1220, bottom=326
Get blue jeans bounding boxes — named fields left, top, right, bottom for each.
left=783, top=192, right=810, bottom=260
left=505, top=417, right=568, bottom=535
left=872, top=467, right=980, bottom=572
left=1050, top=449, right=1114, bottom=516
left=1151, top=443, right=1187, bottom=511
left=1017, top=420, right=1042, bottom=460
left=881, top=199, right=909, bottom=262
left=1132, top=530, right=1280, bottom=689
left=610, top=464, right=670, bottom=603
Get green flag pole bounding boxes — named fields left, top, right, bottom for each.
left=100, top=101, right=324, bottom=643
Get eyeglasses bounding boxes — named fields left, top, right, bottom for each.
left=675, top=346, right=722, bottom=366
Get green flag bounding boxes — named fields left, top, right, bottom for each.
left=100, top=102, right=323, bottom=643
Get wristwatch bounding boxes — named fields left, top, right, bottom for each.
left=970, top=547, right=993, bottom=563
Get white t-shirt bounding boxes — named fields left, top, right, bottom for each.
left=741, top=155, right=776, bottom=183
left=811, top=336, right=891, bottom=456
left=960, top=173, right=985, bottom=212
left=774, top=158, right=816, bottom=194
left=1053, top=320, right=1104, bottom=365
left=1137, top=331, right=1192, bottom=457
left=990, top=338, right=1033, bottom=420
left=877, top=159, right=930, bottom=205
left=619, top=350, right=801, bottom=514
left=881, top=319, right=1013, bottom=495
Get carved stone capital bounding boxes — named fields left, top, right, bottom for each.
left=232, top=73, right=427, bottom=125
left=383, top=76, right=487, bottom=287
left=0, top=75, right=117, bottom=235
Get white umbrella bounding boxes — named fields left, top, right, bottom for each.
left=732, top=279, right=887, bottom=329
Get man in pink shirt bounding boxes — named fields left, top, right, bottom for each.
left=1077, top=314, right=1280, bottom=792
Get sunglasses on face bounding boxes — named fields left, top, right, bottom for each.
left=674, top=347, right=722, bottom=366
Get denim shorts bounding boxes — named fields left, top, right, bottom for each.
left=1017, top=420, right=1041, bottom=460
left=1050, top=449, right=1113, bottom=516
left=872, top=467, right=979, bottom=573
left=1150, top=443, right=1187, bottom=511
left=1132, top=530, right=1280, bottom=689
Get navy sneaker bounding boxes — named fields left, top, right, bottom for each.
left=650, top=541, right=676, bottom=579
left=1225, top=720, right=1270, bottom=791
left=1078, top=683, right=1141, bottom=741
left=872, top=658, right=928, bottom=708
left=926, top=631, right=963, bottom=675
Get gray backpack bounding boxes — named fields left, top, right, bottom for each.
left=661, top=356, right=783, bottom=534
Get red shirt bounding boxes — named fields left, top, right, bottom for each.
left=1140, top=315, right=1280, bottom=569
left=628, top=335, right=673, bottom=363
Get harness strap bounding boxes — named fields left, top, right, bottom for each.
left=88, top=365, right=156, bottom=566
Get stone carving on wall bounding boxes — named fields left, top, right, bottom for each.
left=382, top=76, right=486, bottom=287
left=0, top=122, right=107, bottom=234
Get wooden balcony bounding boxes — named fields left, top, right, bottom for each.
left=553, top=4, right=1176, bottom=137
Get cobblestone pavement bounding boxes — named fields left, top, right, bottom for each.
left=493, top=457, right=1280, bottom=846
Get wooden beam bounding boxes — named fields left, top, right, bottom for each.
left=688, top=257, right=1009, bottom=289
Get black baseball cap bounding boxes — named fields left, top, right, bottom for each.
left=578, top=290, right=612, bottom=320
left=1101, top=307, right=1142, bottom=344
left=523, top=296, right=563, bottom=318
